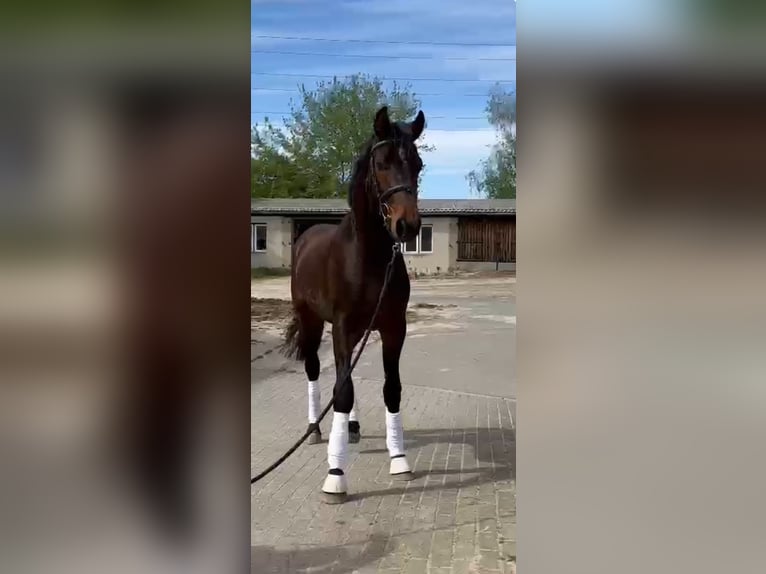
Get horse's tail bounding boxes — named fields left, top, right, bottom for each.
left=280, top=312, right=305, bottom=361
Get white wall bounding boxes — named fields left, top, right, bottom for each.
left=250, top=215, right=468, bottom=275
left=401, top=217, right=457, bottom=275
left=250, top=216, right=292, bottom=269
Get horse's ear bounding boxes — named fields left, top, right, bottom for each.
left=374, top=106, right=391, bottom=138
left=411, top=110, right=425, bottom=140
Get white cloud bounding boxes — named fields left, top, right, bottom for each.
left=341, top=0, right=515, bottom=19
left=419, top=128, right=496, bottom=176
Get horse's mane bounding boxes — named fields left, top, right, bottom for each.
left=347, top=137, right=374, bottom=208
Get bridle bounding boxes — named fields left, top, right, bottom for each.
left=368, top=138, right=416, bottom=227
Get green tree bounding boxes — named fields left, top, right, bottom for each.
left=467, top=85, right=516, bottom=199
left=251, top=74, right=431, bottom=198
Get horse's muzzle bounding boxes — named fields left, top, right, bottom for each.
left=394, top=217, right=421, bottom=243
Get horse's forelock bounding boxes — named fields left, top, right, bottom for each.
left=393, top=121, right=410, bottom=138
left=347, top=127, right=417, bottom=209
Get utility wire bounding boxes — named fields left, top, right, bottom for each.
left=251, top=71, right=515, bottom=83
left=252, top=87, right=492, bottom=97
left=252, top=34, right=515, bottom=47
left=251, top=49, right=515, bottom=61
left=251, top=111, right=487, bottom=119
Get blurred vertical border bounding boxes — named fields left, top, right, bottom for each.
left=0, top=2, right=250, bottom=573
left=519, top=2, right=766, bottom=574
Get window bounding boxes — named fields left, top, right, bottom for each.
left=401, top=224, right=433, bottom=254
left=403, top=235, right=418, bottom=254
left=251, top=223, right=267, bottom=252
left=419, top=225, right=433, bottom=253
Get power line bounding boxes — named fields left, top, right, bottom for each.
left=251, top=87, right=491, bottom=97
left=251, top=111, right=488, bottom=120
left=251, top=49, right=516, bottom=61
left=252, top=34, right=516, bottom=48
left=251, top=71, right=515, bottom=83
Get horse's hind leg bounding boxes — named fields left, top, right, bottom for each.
left=301, top=312, right=324, bottom=445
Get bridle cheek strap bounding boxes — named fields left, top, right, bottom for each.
left=368, top=139, right=414, bottom=227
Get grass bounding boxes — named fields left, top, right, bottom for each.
left=251, top=267, right=291, bottom=280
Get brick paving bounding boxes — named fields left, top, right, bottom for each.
left=252, top=370, right=516, bottom=574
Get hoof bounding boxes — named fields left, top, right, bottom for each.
left=348, top=421, right=361, bottom=444
left=321, top=491, right=348, bottom=504
left=306, top=424, right=322, bottom=445
left=390, top=455, right=413, bottom=480
left=321, top=470, right=348, bottom=503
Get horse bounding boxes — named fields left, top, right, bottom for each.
left=281, top=105, right=426, bottom=503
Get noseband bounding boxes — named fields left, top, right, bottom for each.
left=368, top=138, right=415, bottom=226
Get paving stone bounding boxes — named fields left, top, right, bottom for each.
left=478, top=549, right=502, bottom=571
left=477, top=531, right=497, bottom=551
left=429, top=530, right=454, bottom=568
left=450, top=558, right=473, bottom=574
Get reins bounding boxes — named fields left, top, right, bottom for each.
left=251, top=243, right=401, bottom=485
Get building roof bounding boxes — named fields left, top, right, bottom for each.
left=251, top=198, right=516, bottom=216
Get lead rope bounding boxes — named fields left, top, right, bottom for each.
left=251, top=243, right=401, bottom=484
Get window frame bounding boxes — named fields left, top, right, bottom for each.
left=402, top=234, right=419, bottom=254
left=400, top=224, right=434, bottom=255
left=251, top=223, right=268, bottom=253
left=418, top=224, right=434, bottom=254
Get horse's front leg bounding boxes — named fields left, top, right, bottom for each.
left=380, top=318, right=414, bottom=481
left=321, top=318, right=361, bottom=503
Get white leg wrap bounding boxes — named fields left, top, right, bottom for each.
left=386, top=410, right=405, bottom=457
left=349, top=396, right=359, bottom=422
left=327, top=412, right=350, bottom=470
left=307, top=379, right=320, bottom=423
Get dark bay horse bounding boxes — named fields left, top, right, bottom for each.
left=282, top=106, right=426, bottom=502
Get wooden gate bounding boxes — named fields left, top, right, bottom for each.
left=457, top=217, right=516, bottom=262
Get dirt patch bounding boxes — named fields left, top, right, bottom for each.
left=251, top=298, right=463, bottom=328
left=412, top=302, right=457, bottom=310
left=251, top=267, right=291, bottom=280
left=251, top=298, right=293, bottom=322
left=407, top=302, right=458, bottom=322
left=411, top=270, right=515, bottom=281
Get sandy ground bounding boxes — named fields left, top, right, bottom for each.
left=251, top=273, right=516, bottom=398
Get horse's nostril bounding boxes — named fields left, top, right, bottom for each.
left=395, top=219, right=407, bottom=239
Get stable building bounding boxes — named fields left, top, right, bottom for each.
left=251, top=198, right=516, bottom=275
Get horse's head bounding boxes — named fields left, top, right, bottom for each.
left=368, top=106, right=426, bottom=243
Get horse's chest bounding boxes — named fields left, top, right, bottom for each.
left=345, top=280, right=382, bottom=313
left=359, top=279, right=408, bottom=317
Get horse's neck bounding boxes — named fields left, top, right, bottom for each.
left=352, top=216, right=393, bottom=265
left=350, top=182, right=393, bottom=269
left=347, top=153, right=395, bottom=270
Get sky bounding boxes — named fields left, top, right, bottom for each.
left=251, top=0, right=516, bottom=199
